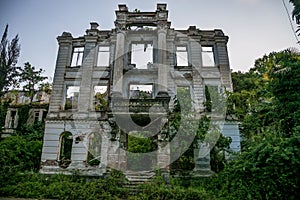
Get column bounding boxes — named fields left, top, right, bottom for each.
left=78, top=36, right=97, bottom=113
left=215, top=40, right=233, bottom=92
left=190, top=39, right=205, bottom=113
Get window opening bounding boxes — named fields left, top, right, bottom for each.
left=176, top=46, right=189, bottom=66
left=65, top=86, right=80, bottom=110
left=34, top=111, right=40, bottom=124
left=176, top=87, right=192, bottom=112
left=59, top=132, right=73, bottom=168
left=8, top=110, right=17, bottom=128
left=97, top=46, right=110, bottom=66
left=202, top=46, right=215, bottom=67
left=42, top=110, right=47, bottom=123
left=71, top=47, right=84, bottom=67
left=131, top=43, right=153, bottom=69
left=128, top=26, right=155, bottom=31
left=94, top=86, right=108, bottom=111
left=205, top=85, right=224, bottom=113
left=87, top=132, right=102, bottom=166
left=129, top=84, right=153, bottom=99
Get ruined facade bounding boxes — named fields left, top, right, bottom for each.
left=40, top=4, right=240, bottom=176
left=1, top=91, right=49, bottom=137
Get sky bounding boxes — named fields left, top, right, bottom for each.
left=0, top=0, right=299, bottom=79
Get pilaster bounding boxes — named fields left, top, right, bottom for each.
left=112, top=31, right=126, bottom=96
left=49, top=32, right=73, bottom=112
left=157, top=28, right=168, bottom=96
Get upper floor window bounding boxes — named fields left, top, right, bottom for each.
left=131, top=43, right=153, bottom=69
left=202, top=46, right=215, bottom=67
left=175, top=46, right=189, bottom=66
left=71, top=47, right=84, bottom=67
left=97, top=46, right=110, bottom=67
left=65, top=86, right=80, bottom=110
left=93, top=85, right=108, bottom=111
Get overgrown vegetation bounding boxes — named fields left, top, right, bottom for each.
left=0, top=123, right=44, bottom=188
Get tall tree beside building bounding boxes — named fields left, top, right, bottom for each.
left=290, top=0, right=300, bottom=24
left=0, top=24, right=20, bottom=97
left=18, top=62, right=47, bottom=104
left=290, top=0, right=300, bottom=36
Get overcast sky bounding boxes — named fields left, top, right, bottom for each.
left=0, top=0, right=298, bottom=79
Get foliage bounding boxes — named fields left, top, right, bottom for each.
left=268, top=50, right=300, bottom=135
left=170, top=87, right=231, bottom=173
left=217, top=49, right=300, bottom=198
left=0, top=24, right=20, bottom=97
left=212, top=132, right=300, bottom=199
left=94, top=92, right=108, bottom=111
left=0, top=101, right=9, bottom=130
left=18, top=62, right=48, bottom=104
left=133, top=177, right=214, bottom=200
left=16, top=104, right=30, bottom=130
left=290, top=0, right=300, bottom=24
left=38, top=82, right=52, bottom=95
left=227, top=49, right=300, bottom=143
left=16, top=121, right=45, bottom=141
left=0, top=172, right=129, bottom=200
left=0, top=135, right=42, bottom=187
left=169, top=88, right=197, bottom=172
left=0, top=171, right=216, bottom=200
left=127, top=133, right=157, bottom=170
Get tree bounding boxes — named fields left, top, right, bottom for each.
left=0, top=24, right=20, bottom=97
left=18, top=62, right=47, bottom=104
left=290, top=0, right=300, bottom=24
left=229, top=49, right=300, bottom=141
left=290, top=0, right=300, bottom=36
left=38, top=82, right=52, bottom=95
left=268, top=49, right=300, bottom=134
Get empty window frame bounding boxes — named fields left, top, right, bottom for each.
left=59, top=132, right=73, bottom=168
left=97, top=46, right=110, bottom=66
left=93, top=86, right=108, bottom=111
left=176, top=46, right=189, bottom=66
left=131, top=43, right=153, bottom=69
left=71, top=47, right=84, bottom=67
left=65, top=86, right=80, bottom=110
left=129, top=84, right=153, bottom=99
left=8, top=110, right=17, bottom=128
left=87, top=132, right=102, bottom=166
left=34, top=111, right=40, bottom=124
left=202, top=46, right=215, bottom=67
left=204, top=85, right=224, bottom=113
left=176, top=87, right=192, bottom=111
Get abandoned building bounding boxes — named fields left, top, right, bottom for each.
left=1, top=91, right=50, bottom=137
left=40, top=4, right=240, bottom=176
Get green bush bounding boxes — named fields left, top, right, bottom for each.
left=212, top=133, right=300, bottom=199
left=0, top=172, right=128, bottom=200
left=0, top=135, right=42, bottom=187
left=131, top=177, right=215, bottom=200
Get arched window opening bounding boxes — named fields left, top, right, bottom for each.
left=58, top=132, right=73, bottom=168
left=87, top=132, right=102, bottom=166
